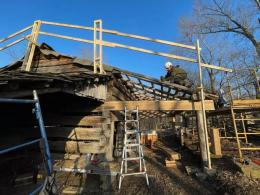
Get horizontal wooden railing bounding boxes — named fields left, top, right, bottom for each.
left=41, top=21, right=197, bottom=50
left=0, top=20, right=232, bottom=73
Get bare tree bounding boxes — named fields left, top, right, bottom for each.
left=255, top=0, right=260, bottom=11
left=176, top=0, right=260, bottom=98
left=190, top=0, right=260, bottom=58
left=2, top=43, right=27, bottom=63
left=178, top=17, right=232, bottom=93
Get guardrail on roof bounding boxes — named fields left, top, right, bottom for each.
left=0, top=19, right=233, bottom=170
left=0, top=20, right=231, bottom=73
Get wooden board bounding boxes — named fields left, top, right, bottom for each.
left=0, top=115, right=108, bottom=127
left=48, top=141, right=106, bottom=154
left=53, top=158, right=86, bottom=170
left=155, top=142, right=181, bottom=161
left=52, top=153, right=87, bottom=161
left=62, top=186, right=84, bottom=194
left=210, top=128, right=222, bottom=156
left=94, top=100, right=215, bottom=111
left=45, top=127, right=106, bottom=140
left=233, top=99, right=260, bottom=108
left=165, top=160, right=177, bottom=168
left=44, top=115, right=109, bottom=126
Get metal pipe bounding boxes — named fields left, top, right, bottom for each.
left=33, top=90, right=52, bottom=175
left=54, top=167, right=118, bottom=176
left=0, top=98, right=35, bottom=104
left=29, top=183, right=44, bottom=195
left=0, top=139, right=41, bottom=154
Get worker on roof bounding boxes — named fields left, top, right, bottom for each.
left=161, top=61, right=190, bottom=87
left=217, top=88, right=227, bottom=108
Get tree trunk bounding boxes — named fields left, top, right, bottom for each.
left=242, top=29, right=260, bottom=57
left=208, top=70, right=216, bottom=93
left=255, top=0, right=260, bottom=11
left=255, top=42, right=260, bottom=57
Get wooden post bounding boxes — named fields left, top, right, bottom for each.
left=241, top=113, right=248, bottom=144
left=93, top=19, right=104, bottom=74
left=196, top=40, right=212, bottom=169
left=106, top=120, right=115, bottom=161
left=196, top=110, right=209, bottom=167
left=180, top=127, right=184, bottom=146
left=210, top=128, right=222, bottom=156
left=104, top=111, right=114, bottom=161
left=192, top=116, right=195, bottom=136
left=99, top=20, right=103, bottom=74
left=93, top=20, right=97, bottom=74
left=223, top=121, right=227, bottom=137
left=23, top=20, right=41, bottom=71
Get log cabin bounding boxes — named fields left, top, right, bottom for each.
left=0, top=43, right=216, bottom=192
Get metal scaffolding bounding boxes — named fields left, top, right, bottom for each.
left=0, top=90, right=53, bottom=194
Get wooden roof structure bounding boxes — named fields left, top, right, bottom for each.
left=0, top=43, right=216, bottom=102
left=0, top=20, right=226, bottom=173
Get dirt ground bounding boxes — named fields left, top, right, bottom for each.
left=79, top=139, right=260, bottom=195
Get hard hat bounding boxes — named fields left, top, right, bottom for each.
left=165, top=62, right=173, bottom=69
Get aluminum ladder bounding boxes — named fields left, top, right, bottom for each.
left=118, top=106, right=149, bottom=189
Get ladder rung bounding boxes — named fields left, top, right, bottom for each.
left=234, top=118, right=260, bottom=121
left=126, top=141, right=137, bottom=144
left=125, top=131, right=139, bottom=134
left=125, top=109, right=138, bottom=112
left=125, top=129, right=138, bottom=131
left=126, top=139, right=137, bottom=142
left=232, top=106, right=259, bottom=109
left=125, top=120, right=139, bottom=122
left=123, top=157, right=143, bottom=161
left=126, top=144, right=140, bottom=147
left=121, top=172, right=146, bottom=176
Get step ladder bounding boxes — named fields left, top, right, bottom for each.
left=118, top=107, right=149, bottom=190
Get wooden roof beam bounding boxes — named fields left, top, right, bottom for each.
left=95, top=100, right=215, bottom=111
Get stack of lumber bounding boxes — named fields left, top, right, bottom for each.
left=154, top=141, right=181, bottom=168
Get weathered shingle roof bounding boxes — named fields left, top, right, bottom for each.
left=0, top=43, right=218, bottom=100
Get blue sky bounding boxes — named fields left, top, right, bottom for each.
left=0, top=0, right=193, bottom=78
